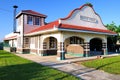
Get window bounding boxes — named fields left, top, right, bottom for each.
left=24, top=38, right=29, bottom=44
left=49, top=37, right=57, bottom=49
left=27, top=15, right=41, bottom=26
left=27, top=15, right=33, bottom=25
left=24, top=37, right=29, bottom=48
left=70, top=37, right=83, bottom=44
left=35, top=17, right=40, bottom=25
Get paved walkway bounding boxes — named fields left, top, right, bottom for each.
left=15, top=53, right=120, bottom=80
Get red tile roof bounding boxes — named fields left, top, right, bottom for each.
left=27, top=20, right=59, bottom=34
left=4, top=35, right=17, bottom=40
left=58, top=24, right=116, bottom=34
left=26, top=20, right=116, bottom=35
left=16, top=10, right=47, bottom=18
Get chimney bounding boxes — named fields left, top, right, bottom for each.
left=13, top=5, right=18, bottom=33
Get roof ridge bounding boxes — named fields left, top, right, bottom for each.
left=16, top=10, right=47, bottom=18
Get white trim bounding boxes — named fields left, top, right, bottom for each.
left=58, top=28, right=117, bottom=36
left=57, top=50, right=65, bottom=53
left=59, top=19, right=61, bottom=24
left=56, top=57, right=61, bottom=60
left=37, top=36, right=40, bottom=54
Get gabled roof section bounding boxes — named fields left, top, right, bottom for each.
left=60, top=4, right=93, bottom=20
left=59, top=3, right=107, bottom=30
left=16, top=10, right=47, bottom=18
left=25, top=3, right=117, bottom=36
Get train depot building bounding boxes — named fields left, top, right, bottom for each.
left=4, top=3, right=116, bottom=60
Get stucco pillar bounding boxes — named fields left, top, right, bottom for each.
left=102, top=43, right=107, bottom=55
left=84, top=42, right=90, bottom=57
left=37, top=36, right=40, bottom=55
left=57, top=42, right=65, bottom=60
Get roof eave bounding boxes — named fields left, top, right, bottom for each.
left=4, top=37, right=17, bottom=41
left=16, top=11, right=47, bottom=18
left=57, top=28, right=117, bottom=36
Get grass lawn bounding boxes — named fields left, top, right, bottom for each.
left=0, top=50, right=79, bottom=80
left=82, top=55, right=120, bottom=74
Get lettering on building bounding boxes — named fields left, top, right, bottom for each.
left=80, top=15, right=98, bottom=23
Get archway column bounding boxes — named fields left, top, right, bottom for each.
left=84, top=42, right=90, bottom=57
left=57, top=42, right=65, bottom=60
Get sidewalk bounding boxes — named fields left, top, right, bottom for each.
left=15, top=53, right=120, bottom=80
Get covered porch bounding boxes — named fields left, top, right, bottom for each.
left=39, top=32, right=108, bottom=60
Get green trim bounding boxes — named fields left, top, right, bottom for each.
left=3, top=42, right=10, bottom=47
left=61, top=52, right=65, bottom=60
left=104, top=49, right=108, bottom=55
left=67, top=52, right=84, bottom=57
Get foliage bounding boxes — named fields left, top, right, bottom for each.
left=0, top=42, right=3, bottom=50
left=0, top=50, right=79, bottom=80
left=106, top=21, right=120, bottom=35
left=82, top=56, right=120, bottom=74
left=106, top=22, right=117, bottom=32
left=86, top=2, right=93, bottom=7
left=106, top=22, right=120, bottom=52
left=3, top=41, right=10, bottom=47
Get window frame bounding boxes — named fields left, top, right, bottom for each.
left=27, top=15, right=33, bottom=25
left=34, top=17, right=40, bottom=25
left=70, top=37, right=83, bottom=44
left=49, top=37, right=57, bottom=49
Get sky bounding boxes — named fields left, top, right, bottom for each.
left=0, top=0, right=120, bottom=42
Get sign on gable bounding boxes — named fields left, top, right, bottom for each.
left=80, top=15, right=98, bottom=24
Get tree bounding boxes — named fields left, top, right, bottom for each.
left=106, top=21, right=117, bottom=32
left=0, top=42, right=3, bottom=50
left=106, top=22, right=119, bottom=52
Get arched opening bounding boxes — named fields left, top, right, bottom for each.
left=90, top=38, right=103, bottom=56
left=64, top=36, right=84, bottom=57
left=43, top=37, right=57, bottom=56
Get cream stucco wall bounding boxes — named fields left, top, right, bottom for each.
left=39, top=32, right=63, bottom=52
left=62, top=31, right=107, bottom=43
left=30, top=37, right=36, bottom=49
left=8, top=39, right=17, bottom=47
left=41, top=32, right=62, bottom=43
left=37, top=31, right=107, bottom=51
